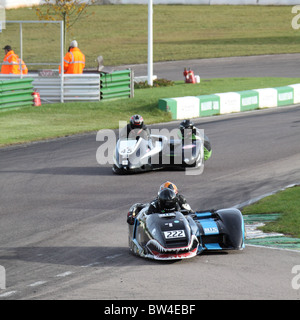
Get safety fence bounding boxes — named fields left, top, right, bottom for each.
left=0, top=69, right=133, bottom=104
left=0, top=78, right=34, bottom=110
left=100, top=69, right=134, bottom=100
left=0, top=73, right=100, bottom=104
left=36, top=73, right=101, bottom=103
left=158, top=84, right=300, bottom=119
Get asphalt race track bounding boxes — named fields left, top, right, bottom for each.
left=121, top=53, right=300, bottom=80
left=0, top=55, right=300, bottom=300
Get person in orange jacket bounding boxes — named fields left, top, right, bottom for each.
left=1, top=45, right=28, bottom=75
left=60, top=40, right=85, bottom=74
left=1, top=45, right=22, bottom=74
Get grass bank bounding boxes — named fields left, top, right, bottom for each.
left=1, top=77, right=300, bottom=147
left=242, top=186, right=300, bottom=238
left=1, top=5, right=299, bottom=68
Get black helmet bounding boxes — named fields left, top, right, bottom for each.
left=179, top=119, right=195, bottom=139
left=158, top=181, right=178, bottom=195
left=130, top=114, right=144, bottom=129
left=158, top=188, right=178, bottom=212
left=179, top=119, right=195, bottom=130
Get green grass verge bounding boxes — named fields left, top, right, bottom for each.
left=242, top=186, right=300, bottom=238
left=2, top=5, right=300, bottom=68
left=1, top=77, right=300, bottom=147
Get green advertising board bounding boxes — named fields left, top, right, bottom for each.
left=158, top=98, right=177, bottom=119
left=197, top=94, right=220, bottom=117
left=238, top=90, right=259, bottom=111
left=276, top=86, right=294, bottom=107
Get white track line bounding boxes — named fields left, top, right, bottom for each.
left=0, top=291, right=17, bottom=298
left=28, top=281, right=47, bottom=287
left=246, top=244, right=300, bottom=254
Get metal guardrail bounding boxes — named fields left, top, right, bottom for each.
left=0, top=73, right=100, bottom=103
left=0, top=70, right=133, bottom=103
left=34, top=74, right=101, bottom=103
left=100, top=69, right=134, bottom=100
left=0, top=78, right=34, bottom=110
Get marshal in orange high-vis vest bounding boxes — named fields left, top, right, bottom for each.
left=1, top=45, right=20, bottom=74
left=59, top=40, right=85, bottom=74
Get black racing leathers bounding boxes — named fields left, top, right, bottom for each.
left=147, top=194, right=193, bottom=214
left=120, top=123, right=150, bottom=141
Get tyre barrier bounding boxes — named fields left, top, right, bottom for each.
left=158, top=84, right=300, bottom=120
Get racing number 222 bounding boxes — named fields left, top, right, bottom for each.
left=164, top=230, right=186, bottom=239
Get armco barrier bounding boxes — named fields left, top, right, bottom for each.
left=35, top=74, right=101, bottom=103
left=0, top=74, right=100, bottom=103
left=158, top=83, right=300, bottom=120
left=100, top=69, right=133, bottom=100
left=0, top=70, right=134, bottom=103
left=0, top=78, right=34, bottom=110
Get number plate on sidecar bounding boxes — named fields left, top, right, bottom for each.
left=163, top=230, right=186, bottom=239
